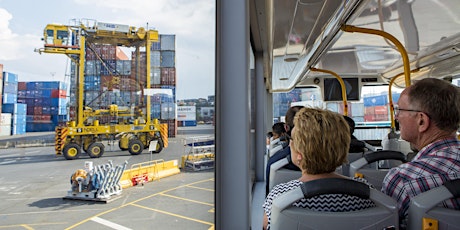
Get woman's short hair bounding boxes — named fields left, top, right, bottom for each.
left=292, top=107, right=350, bottom=174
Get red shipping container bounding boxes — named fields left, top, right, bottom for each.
left=160, top=67, right=176, bottom=85
left=34, top=106, right=43, bottom=115
left=18, top=82, right=27, bottom=90
left=51, top=89, right=67, bottom=98
left=364, top=107, right=375, bottom=115
left=364, top=115, right=375, bottom=122
left=374, top=105, right=389, bottom=115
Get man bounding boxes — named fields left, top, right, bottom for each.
left=265, top=106, right=303, bottom=195
left=381, top=78, right=460, bottom=225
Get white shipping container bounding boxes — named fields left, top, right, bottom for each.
left=177, top=106, right=196, bottom=121
left=0, top=124, right=11, bottom=136
left=0, top=113, right=12, bottom=125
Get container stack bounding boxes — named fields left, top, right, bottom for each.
left=69, top=34, right=177, bottom=137
left=17, top=81, right=68, bottom=132
left=2, top=103, right=26, bottom=135
left=363, top=94, right=389, bottom=122
left=1, top=71, right=18, bottom=136
left=70, top=45, right=133, bottom=122
left=130, top=34, right=177, bottom=137
left=177, top=106, right=196, bottom=127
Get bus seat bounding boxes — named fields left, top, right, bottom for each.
left=268, top=155, right=301, bottom=192
left=407, top=179, right=460, bottom=230
left=349, top=150, right=407, bottom=190
left=270, top=178, right=398, bottom=230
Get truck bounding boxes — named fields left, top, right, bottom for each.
left=36, top=19, right=167, bottom=160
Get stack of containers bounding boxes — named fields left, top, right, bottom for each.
left=363, top=94, right=390, bottom=122
left=69, top=35, right=177, bottom=137
left=1, top=71, right=18, bottom=136
left=133, top=34, right=177, bottom=136
left=2, top=103, right=26, bottom=135
left=272, top=89, right=301, bottom=118
left=17, top=81, right=68, bottom=132
left=70, top=45, right=133, bottom=123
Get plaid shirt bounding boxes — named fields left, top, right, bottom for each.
left=381, top=137, right=460, bottom=220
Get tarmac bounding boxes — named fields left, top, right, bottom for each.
left=0, top=131, right=55, bottom=148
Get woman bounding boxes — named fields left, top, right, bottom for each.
left=263, top=108, right=375, bottom=230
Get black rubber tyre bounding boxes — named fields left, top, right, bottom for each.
left=87, top=142, right=105, bottom=158
left=151, top=138, right=164, bottom=154
left=63, top=143, right=81, bottom=160
left=119, top=141, right=128, bottom=151
left=128, top=139, right=144, bottom=155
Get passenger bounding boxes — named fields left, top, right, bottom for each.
left=271, top=122, right=287, bottom=143
left=263, top=108, right=375, bottom=230
left=381, top=78, right=460, bottom=227
left=343, top=115, right=366, bottom=153
left=265, top=106, right=303, bottom=195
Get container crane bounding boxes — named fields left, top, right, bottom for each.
left=35, top=20, right=167, bottom=160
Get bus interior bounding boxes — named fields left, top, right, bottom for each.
left=215, top=0, right=460, bottom=229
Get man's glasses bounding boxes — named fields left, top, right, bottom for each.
left=393, top=105, right=427, bottom=117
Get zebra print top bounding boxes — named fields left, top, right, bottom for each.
left=263, top=178, right=376, bottom=230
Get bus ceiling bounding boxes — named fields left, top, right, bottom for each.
left=250, top=0, right=460, bottom=92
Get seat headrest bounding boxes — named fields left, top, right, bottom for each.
left=444, top=178, right=460, bottom=198
left=363, top=150, right=407, bottom=163
left=300, top=178, right=370, bottom=199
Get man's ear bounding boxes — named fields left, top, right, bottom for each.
left=418, top=113, right=429, bottom=132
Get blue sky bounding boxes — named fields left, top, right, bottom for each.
left=0, top=0, right=215, bottom=100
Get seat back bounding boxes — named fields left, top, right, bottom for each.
left=270, top=178, right=398, bottom=230
left=349, top=150, right=406, bottom=190
left=268, top=155, right=301, bottom=192
left=407, top=179, right=460, bottom=230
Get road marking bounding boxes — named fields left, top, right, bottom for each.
left=0, top=160, right=16, bottom=165
left=186, top=184, right=214, bottom=192
left=130, top=203, right=213, bottom=226
left=65, top=178, right=214, bottom=230
left=91, top=217, right=132, bottom=230
left=160, top=193, right=213, bottom=206
left=25, top=150, right=41, bottom=154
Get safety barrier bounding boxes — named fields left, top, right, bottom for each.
left=119, top=159, right=180, bottom=188
left=55, top=126, right=68, bottom=155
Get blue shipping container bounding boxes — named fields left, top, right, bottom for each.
left=3, top=93, right=17, bottom=104
left=3, top=72, right=18, bottom=83
left=3, top=82, right=18, bottom=94
left=160, top=35, right=175, bottom=51
left=2, top=103, right=27, bottom=115
left=363, top=95, right=388, bottom=107
left=183, top=120, right=197, bottom=127
left=12, top=123, right=26, bottom=135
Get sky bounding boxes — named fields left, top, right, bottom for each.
left=0, top=0, right=215, bottom=100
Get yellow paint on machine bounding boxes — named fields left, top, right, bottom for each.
left=119, top=159, right=180, bottom=188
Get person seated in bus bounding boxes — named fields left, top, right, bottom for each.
left=268, top=122, right=288, bottom=150
left=343, top=115, right=366, bottom=153
left=381, top=78, right=460, bottom=227
left=265, top=106, right=303, bottom=195
left=263, top=107, right=375, bottom=230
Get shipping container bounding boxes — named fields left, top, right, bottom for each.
left=160, top=35, right=176, bottom=51
left=151, top=51, right=161, bottom=67
left=160, top=51, right=175, bottom=68
left=363, top=94, right=387, bottom=107
left=151, top=41, right=161, bottom=51
left=151, top=67, right=161, bottom=85
left=161, top=67, right=176, bottom=85
left=3, top=81, right=18, bottom=94
left=2, top=103, right=27, bottom=115
left=3, top=72, right=18, bottom=83
left=3, top=93, right=17, bottom=104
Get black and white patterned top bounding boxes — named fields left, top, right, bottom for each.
left=263, top=178, right=376, bottom=230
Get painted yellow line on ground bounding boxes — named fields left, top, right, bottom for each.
left=65, top=178, right=214, bottom=230
left=185, top=184, right=214, bottom=192
left=91, top=217, right=132, bottom=230
left=0, top=222, right=66, bottom=229
left=0, top=209, right=102, bottom=217
left=160, top=193, right=213, bottom=206
left=130, top=203, right=214, bottom=226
